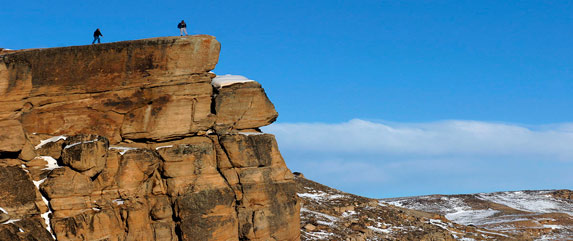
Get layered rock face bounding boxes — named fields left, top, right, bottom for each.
left=0, top=36, right=299, bottom=240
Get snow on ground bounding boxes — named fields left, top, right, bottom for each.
left=445, top=208, right=499, bottom=226
left=211, top=74, right=255, bottom=88
left=368, top=226, right=392, bottom=234
left=385, top=196, right=499, bottom=225
left=300, top=207, right=338, bottom=226
left=341, top=210, right=357, bottom=217
left=302, top=230, right=334, bottom=240
left=543, top=224, right=563, bottom=229
left=384, top=190, right=573, bottom=227
left=297, top=190, right=346, bottom=201
left=429, top=219, right=450, bottom=230
left=477, top=191, right=573, bottom=216
left=35, top=135, right=67, bottom=150
left=475, top=229, right=510, bottom=238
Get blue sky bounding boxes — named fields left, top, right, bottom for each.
left=2, top=1, right=572, bottom=197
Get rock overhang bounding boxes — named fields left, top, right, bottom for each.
left=0, top=35, right=278, bottom=150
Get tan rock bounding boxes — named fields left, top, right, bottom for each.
left=0, top=161, right=40, bottom=218
left=121, top=95, right=215, bottom=141
left=61, top=134, right=109, bottom=177
left=0, top=216, right=54, bottom=241
left=116, top=149, right=161, bottom=194
left=21, top=109, right=124, bottom=144
left=214, top=82, right=278, bottom=132
left=304, top=223, right=317, bottom=231
left=219, top=134, right=284, bottom=168
left=51, top=209, right=125, bottom=241
left=18, top=139, right=37, bottom=161
left=35, top=138, right=65, bottom=159
left=0, top=119, right=25, bottom=152
left=1, top=36, right=219, bottom=97
left=24, top=156, right=58, bottom=180
left=43, top=167, right=94, bottom=199
left=215, top=134, right=300, bottom=241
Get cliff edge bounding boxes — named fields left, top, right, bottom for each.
left=0, top=36, right=299, bottom=241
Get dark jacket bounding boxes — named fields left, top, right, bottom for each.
left=93, top=29, right=103, bottom=37
left=178, top=22, right=186, bottom=29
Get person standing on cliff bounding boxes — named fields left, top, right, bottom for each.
left=178, top=20, right=188, bottom=36
left=92, top=28, right=103, bottom=44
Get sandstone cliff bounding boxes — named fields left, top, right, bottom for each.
left=0, top=36, right=299, bottom=241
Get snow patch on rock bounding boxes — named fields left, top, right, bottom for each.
left=64, top=138, right=99, bottom=149
left=109, top=146, right=138, bottom=155
left=212, top=74, right=255, bottom=88
left=37, top=156, right=61, bottom=170
left=35, top=135, right=67, bottom=150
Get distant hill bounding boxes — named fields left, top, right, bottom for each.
left=295, top=173, right=572, bottom=240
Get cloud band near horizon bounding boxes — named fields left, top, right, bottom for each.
left=264, top=119, right=573, bottom=161
left=262, top=119, right=573, bottom=198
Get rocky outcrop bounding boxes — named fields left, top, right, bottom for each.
left=0, top=36, right=299, bottom=240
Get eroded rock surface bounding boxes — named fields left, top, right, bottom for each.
left=0, top=36, right=299, bottom=240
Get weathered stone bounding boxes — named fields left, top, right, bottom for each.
left=219, top=134, right=284, bottom=168
left=22, top=109, right=124, bottom=144
left=304, top=223, right=316, bottom=231
left=0, top=161, right=40, bottom=218
left=24, top=156, right=56, bottom=181
left=0, top=120, right=25, bottom=152
left=0, top=217, right=54, bottom=241
left=214, top=82, right=278, bottom=132
left=215, top=134, right=299, bottom=241
left=121, top=95, right=215, bottom=141
left=1, top=36, right=219, bottom=97
left=176, top=189, right=238, bottom=241
left=35, top=139, right=65, bottom=159
left=116, top=149, right=161, bottom=195
left=18, top=140, right=37, bottom=161
left=51, top=210, right=125, bottom=241
left=42, top=167, right=94, bottom=199
left=61, top=134, right=109, bottom=177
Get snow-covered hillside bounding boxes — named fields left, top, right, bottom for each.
left=382, top=190, right=573, bottom=240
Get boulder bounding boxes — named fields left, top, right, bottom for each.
left=61, top=134, right=109, bottom=177
left=214, top=82, right=278, bottom=133
left=0, top=120, right=25, bottom=152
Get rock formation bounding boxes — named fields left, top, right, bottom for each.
left=0, top=36, right=299, bottom=240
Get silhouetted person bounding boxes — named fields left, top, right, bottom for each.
left=178, top=20, right=188, bottom=36
left=92, top=28, right=103, bottom=44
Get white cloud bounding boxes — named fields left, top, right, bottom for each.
left=264, top=119, right=573, bottom=161
left=263, top=119, right=573, bottom=197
